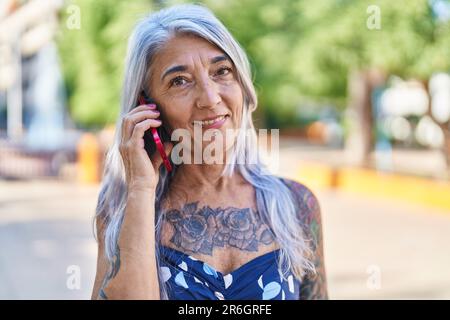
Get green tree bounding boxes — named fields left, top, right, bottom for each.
left=58, top=0, right=450, bottom=164
left=283, top=0, right=450, bottom=165
left=58, top=0, right=152, bottom=128
left=212, top=0, right=450, bottom=164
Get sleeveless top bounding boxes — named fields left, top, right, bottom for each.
left=159, top=245, right=301, bottom=300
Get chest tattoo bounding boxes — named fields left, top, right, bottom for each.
left=163, top=201, right=275, bottom=255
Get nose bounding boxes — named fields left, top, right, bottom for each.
left=195, top=76, right=221, bottom=110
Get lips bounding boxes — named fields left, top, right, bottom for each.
left=192, top=114, right=230, bottom=127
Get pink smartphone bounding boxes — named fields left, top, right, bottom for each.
left=138, top=94, right=172, bottom=172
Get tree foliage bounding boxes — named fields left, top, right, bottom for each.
left=58, top=0, right=153, bottom=128
left=57, top=0, right=450, bottom=128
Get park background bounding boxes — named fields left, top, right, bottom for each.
left=0, top=0, right=450, bottom=299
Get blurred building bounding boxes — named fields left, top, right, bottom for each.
left=0, top=0, right=80, bottom=179
left=0, top=0, right=74, bottom=148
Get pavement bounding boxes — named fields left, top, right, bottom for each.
left=0, top=145, right=449, bottom=299
left=0, top=180, right=98, bottom=299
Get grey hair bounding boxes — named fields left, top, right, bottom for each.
left=94, top=3, right=315, bottom=300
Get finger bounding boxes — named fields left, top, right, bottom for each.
left=123, top=109, right=161, bottom=141
left=122, top=104, right=157, bottom=137
left=121, top=104, right=157, bottom=142
left=151, top=141, right=174, bottom=170
left=132, top=103, right=157, bottom=112
left=129, top=118, right=162, bottom=146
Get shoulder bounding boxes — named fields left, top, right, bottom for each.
left=278, top=177, right=323, bottom=249
left=278, top=177, right=321, bottom=224
left=278, top=177, right=328, bottom=299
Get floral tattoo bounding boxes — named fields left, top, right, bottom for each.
left=164, top=202, right=275, bottom=255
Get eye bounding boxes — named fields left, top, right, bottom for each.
left=216, top=66, right=232, bottom=76
left=169, top=76, right=188, bottom=87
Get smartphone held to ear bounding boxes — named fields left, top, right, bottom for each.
left=138, top=94, right=173, bottom=172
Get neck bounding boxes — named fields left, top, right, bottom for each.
left=172, top=163, right=236, bottom=192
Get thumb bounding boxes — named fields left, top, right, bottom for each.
left=151, top=141, right=174, bottom=171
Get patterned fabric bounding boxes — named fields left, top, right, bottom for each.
left=159, top=245, right=301, bottom=300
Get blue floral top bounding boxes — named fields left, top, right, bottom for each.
left=159, top=245, right=301, bottom=300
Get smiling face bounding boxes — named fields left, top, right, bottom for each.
left=147, top=34, right=244, bottom=156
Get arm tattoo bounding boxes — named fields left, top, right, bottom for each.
left=163, top=202, right=275, bottom=255
left=98, top=243, right=121, bottom=300
left=283, top=178, right=329, bottom=300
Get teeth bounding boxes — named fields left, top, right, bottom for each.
left=194, top=115, right=226, bottom=126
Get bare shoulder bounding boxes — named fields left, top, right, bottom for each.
left=279, top=177, right=321, bottom=226
left=279, top=177, right=329, bottom=300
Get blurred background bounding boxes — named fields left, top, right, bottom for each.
left=0, top=0, right=450, bottom=299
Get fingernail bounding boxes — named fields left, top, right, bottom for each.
left=147, top=104, right=156, bottom=109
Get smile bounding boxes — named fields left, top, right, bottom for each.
left=193, top=115, right=229, bottom=128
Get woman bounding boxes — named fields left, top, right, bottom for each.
left=91, top=3, right=327, bottom=300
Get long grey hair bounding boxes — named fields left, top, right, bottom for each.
left=94, top=3, right=315, bottom=299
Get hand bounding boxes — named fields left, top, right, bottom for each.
left=119, top=103, right=173, bottom=192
